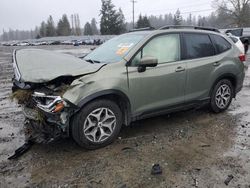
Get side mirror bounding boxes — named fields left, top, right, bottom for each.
left=138, top=56, right=158, bottom=73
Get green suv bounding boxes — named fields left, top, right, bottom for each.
left=12, top=26, right=245, bottom=149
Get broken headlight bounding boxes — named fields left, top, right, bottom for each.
left=32, top=92, right=65, bottom=113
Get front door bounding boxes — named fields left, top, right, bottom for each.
left=127, top=33, right=187, bottom=116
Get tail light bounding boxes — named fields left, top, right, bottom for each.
left=239, top=54, right=246, bottom=62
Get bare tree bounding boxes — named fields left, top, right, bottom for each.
left=214, top=0, right=250, bottom=27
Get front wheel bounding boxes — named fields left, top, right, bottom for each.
left=71, top=99, right=122, bottom=149
left=210, top=79, right=234, bottom=113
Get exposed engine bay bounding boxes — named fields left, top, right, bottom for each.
left=12, top=76, right=78, bottom=144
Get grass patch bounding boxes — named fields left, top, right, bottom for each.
left=10, top=90, right=33, bottom=104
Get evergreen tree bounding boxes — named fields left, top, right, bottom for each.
left=91, top=18, right=99, bottom=35
left=84, top=22, right=93, bottom=35
left=46, top=15, right=56, bottom=36
left=39, top=21, right=47, bottom=37
left=74, top=14, right=82, bottom=35
left=100, top=0, right=125, bottom=35
left=187, top=13, right=192, bottom=25
left=136, top=14, right=151, bottom=28
left=115, top=8, right=126, bottom=33
left=173, top=9, right=182, bottom=25
left=57, top=14, right=71, bottom=36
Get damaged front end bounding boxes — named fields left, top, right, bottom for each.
left=11, top=48, right=105, bottom=144
left=12, top=81, right=78, bottom=144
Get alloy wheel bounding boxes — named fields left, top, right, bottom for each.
left=83, top=108, right=116, bottom=143
left=215, top=84, right=231, bottom=109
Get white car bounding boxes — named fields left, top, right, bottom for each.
left=228, top=36, right=245, bottom=54
left=17, top=42, right=30, bottom=46
left=227, top=35, right=249, bottom=68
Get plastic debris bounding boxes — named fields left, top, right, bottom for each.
left=224, top=174, right=234, bottom=186
left=8, top=140, right=33, bottom=160
left=151, top=164, right=162, bottom=175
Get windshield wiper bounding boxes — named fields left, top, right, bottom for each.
left=85, top=59, right=101, bottom=64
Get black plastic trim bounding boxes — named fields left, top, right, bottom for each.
left=209, top=73, right=238, bottom=98
left=131, top=98, right=210, bottom=122
left=77, top=89, right=132, bottom=125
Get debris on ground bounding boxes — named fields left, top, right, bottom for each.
left=241, top=125, right=246, bottom=128
left=200, top=144, right=211, bottom=148
left=194, top=168, right=201, bottom=172
left=224, top=174, right=234, bottom=186
left=8, top=140, right=34, bottom=160
left=121, top=147, right=133, bottom=151
left=192, top=177, right=198, bottom=187
left=151, top=164, right=162, bottom=175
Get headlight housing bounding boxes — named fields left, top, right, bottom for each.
left=32, top=92, right=65, bottom=113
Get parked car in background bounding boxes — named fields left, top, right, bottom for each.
left=228, top=35, right=245, bottom=54
left=72, top=40, right=82, bottom=46
left=82, top=39, right=95, bottom=45
left=61, top=40, right=73, bottom=45
left=225, top=28, right=250, bottom=54
left=17, top=42, right=30, bottom=46
left=12, top=26, right=245, bottom=149
left=228, top=35, right=249, bottom=68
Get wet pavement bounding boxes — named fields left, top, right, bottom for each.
left=0, top=45, right=250, bottom=187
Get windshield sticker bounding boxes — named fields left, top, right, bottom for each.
left=118, top=43, right=134, bottom=48
left=116, top=47, right=129, bottom=55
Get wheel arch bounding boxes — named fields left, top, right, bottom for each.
left=210, top=73, right=237, bottom=98
left=77, top=89, right=132, bottom=126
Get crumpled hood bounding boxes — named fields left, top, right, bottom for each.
left=13, top=49, right=105, bottom=83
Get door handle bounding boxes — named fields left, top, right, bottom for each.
left=213, top=62, right=221, bottom=67
left=175, top=66, right=185, bottom=72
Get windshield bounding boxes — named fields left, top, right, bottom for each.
left=84, top=33, right=147, bottom=64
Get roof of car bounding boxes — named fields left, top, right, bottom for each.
left=129, top=28, right=221, bottom=37
left=129, top=25, right=220, bottom=34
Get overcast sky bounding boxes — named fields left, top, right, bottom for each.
left=0, top=0, right=214, bottom=33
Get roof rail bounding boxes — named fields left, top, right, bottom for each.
left=158, top=25, right=220, bottom=33
left=129, top=27, right=155, bottom=32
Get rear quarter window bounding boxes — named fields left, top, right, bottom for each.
left=211, top=35, right=232, bottom=54
left=229, top=37, right=238, bottom=43
left=183, top=33, right=215, bottom=60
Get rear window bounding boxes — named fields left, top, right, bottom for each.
left=211, top=35, right=232, bottom=54
left=229, top=36, right=238, bottom=43
left=183, top=33, right=215, bottom=59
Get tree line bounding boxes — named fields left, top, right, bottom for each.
left=38, top=14, right=99, bottom=38
left=1, top=0, right=250, bottom=41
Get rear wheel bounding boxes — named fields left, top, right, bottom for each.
left=71, top=99, right=122, bottom=149
left=210, top=79, right=234, bottom=113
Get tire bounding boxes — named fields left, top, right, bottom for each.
left=71, top=99, right=122, bottom=149
left=210, top=79, right=234, bottom=113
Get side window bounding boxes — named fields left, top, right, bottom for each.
left=211, top=35, right=232, bottom=54
left=131, top=51, right=142, bottom=66
left=131, top=34, right=180, bottom=66
left=183, top=33, right=215, bottom=59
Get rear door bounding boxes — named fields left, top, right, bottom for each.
left=182, top=33, right=217, bottom=102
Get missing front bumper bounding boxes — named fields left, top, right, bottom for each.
left=22, top=107, right=67, bottom=144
